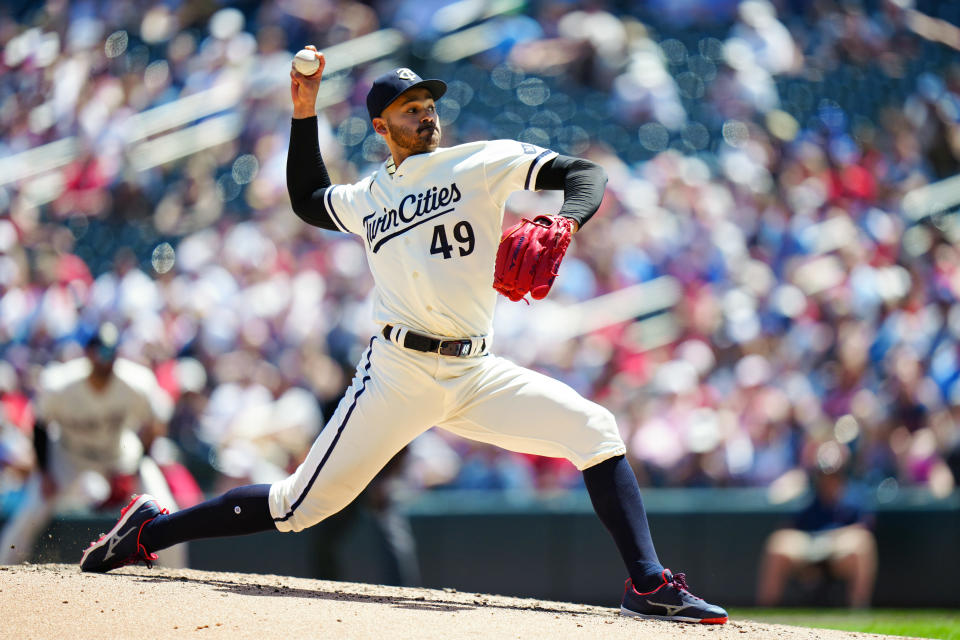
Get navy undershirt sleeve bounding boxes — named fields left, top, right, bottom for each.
left=534, top=155, right=607, bottom=229
left=287, top=116, right=339, bottom=231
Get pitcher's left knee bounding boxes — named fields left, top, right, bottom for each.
left=575, top=404, right=626, bottom=470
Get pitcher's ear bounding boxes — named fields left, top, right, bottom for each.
left=372, top=118, right=388, bottom=135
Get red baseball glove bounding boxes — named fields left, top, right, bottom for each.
left=493, top=215, right=575, bottom=302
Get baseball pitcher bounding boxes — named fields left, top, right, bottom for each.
left=78, top=49, right=727, bottom=624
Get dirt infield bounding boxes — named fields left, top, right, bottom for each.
left=0, top=564, right=909, bottom=640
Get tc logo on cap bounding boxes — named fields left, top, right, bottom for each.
left=396, top=68, right=417, bottom=81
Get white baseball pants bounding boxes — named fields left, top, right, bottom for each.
left=269, top=333, right=626, bottom=532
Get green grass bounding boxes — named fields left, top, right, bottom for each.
left=730, top=609, right=960, bottom=639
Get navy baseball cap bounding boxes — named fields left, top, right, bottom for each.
left=86, top=323, right=119, bottom=361
left=366, top=68, right=446, bottom=121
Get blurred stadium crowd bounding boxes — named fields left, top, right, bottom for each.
left=2, top=0, right=960, bottom=506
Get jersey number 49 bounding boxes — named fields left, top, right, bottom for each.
left=430, top=221, right=475, bottom=259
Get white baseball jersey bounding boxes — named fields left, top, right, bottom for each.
left=322, top=139, right=557, bottom=338
left=36, top=357, right=172, bottom=471
left=269, top=136, right=626, bottom=533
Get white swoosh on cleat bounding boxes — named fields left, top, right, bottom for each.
left=103, top=527, right=135, bottom=561
left=645, top=601, right=692, bottom=617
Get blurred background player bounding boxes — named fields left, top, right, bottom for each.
left=755, top=442, right=878, bottom=608
left=0, top=324, right=187, bottom=567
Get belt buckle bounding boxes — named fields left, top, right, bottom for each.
left=439, top=339, right=471, bottom=357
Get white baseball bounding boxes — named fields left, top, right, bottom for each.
left=293, top=49, right=320, bottom=76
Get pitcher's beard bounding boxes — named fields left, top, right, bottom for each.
left=387, top=122, right=440, bottom=155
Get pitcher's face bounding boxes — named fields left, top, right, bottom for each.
left=375, top=88, right=441, bottom=155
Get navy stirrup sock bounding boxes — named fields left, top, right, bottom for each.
left=582, top=455, right=664, bottom=592
left=140, top=484, right=274, bottom=553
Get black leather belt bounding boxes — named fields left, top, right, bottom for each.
left=382, top=324, right=484, bottom=357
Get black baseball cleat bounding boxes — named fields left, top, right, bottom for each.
left=80, top=494, right=167, bottom=573
left=621, top=569, right=728, bottom=624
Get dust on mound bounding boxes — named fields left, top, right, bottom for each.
left=1, top=564, right=894, bottom=640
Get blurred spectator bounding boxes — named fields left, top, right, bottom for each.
left=755, top=442, right=877, bottom=608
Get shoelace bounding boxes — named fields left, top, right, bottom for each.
left=670, top=572, right=704, bottom=601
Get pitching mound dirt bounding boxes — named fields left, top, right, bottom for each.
left=1, top=564, right=908, bottom=639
